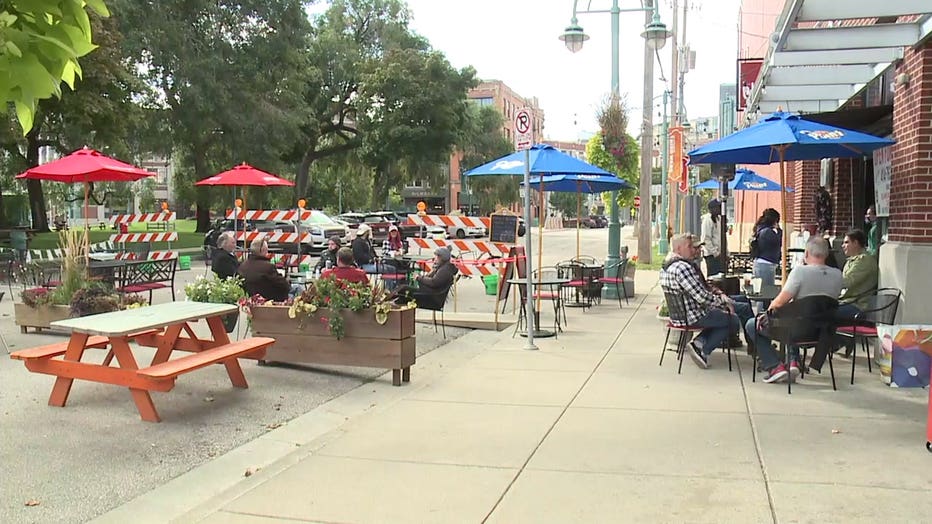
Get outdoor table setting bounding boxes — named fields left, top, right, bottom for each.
left=557, top=261, right=603, bottom=308
left=507, top=276, right=570, bottom=338
left=9, top=301, right=274, bottom=423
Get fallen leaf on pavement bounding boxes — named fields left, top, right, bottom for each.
left=244, top=467, right=259, bottom=477
left=25, top=500, right=40, bottom=507
left=831, top=429, right=841, bottom=434
left=204, top=396, right=215, bottom=402
left=266, top=422, right=282, bottom=430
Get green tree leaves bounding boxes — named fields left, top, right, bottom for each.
left=0, top=1, right=109, bottom=132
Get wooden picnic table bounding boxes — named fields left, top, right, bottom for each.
left=10, top=301, right=274, bottom=422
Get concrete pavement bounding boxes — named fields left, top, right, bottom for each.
left=94, top=264, right=931, bottom=524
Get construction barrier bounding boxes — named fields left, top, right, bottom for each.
left=116, top=251, right=178, bottom=261
left=405, top=214, right=491, bottom=229
left=406, top=237, right=510, bottom=256
left=232, top=231, right=310, bottom=244
left=109, top=232, right=178, bottom=243
left=224, top=209, right=312, bottom=221
left=109, top=212, right=176, bottom=224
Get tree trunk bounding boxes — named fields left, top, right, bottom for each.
left=192, top=143, right=211, bottom=233
left=295, top=135, right=320, bottom=202
left=370, top=166, right=389, bottom=211
left=25, top=129, right=49, bottom=232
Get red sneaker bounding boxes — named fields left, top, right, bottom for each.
left=763, top=364, right=788, bottom=383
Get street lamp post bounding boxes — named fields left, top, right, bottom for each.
left=658, top=89, right=670, bottom=255
left=561, top=0, right=670, bottom=296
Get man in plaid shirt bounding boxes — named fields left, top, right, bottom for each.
left=660, top=233, right=744, bottom=369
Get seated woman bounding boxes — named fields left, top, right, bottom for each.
left=321, top=247, right=370, bottom=285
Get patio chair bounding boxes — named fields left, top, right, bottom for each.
left=531, top=267, right=565, bottom=333
left=597, top=258, right=630, bottom=308
left=760, top=295, right=839, bottom=394
left=556, top=260, right=593, bottom=309
left=836, top=288, right=901, bottom=385
left=659, top=291, right=704, bottom=374
left=413, top=275, right=457, bottom=339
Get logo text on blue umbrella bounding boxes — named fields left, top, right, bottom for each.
left=492, top=160, right=524, bottom=170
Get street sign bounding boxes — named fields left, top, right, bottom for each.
left=514, top=108, right=533, bottom=151
left=633, top=196, right=641, bottom=208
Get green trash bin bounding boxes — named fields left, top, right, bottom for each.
left=482, top=274, right=499, bottom=296
left=178, top=255, right=192, bottom=270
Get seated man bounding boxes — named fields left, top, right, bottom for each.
left=315, top=235, right=341, bottom=273
left=211, top=232, right=239, bottom=280
left=391, top=247, right=457, bottom=306
left=321, top=247, right=370, bottom=285
left=745, top=237, right=843, bottom=383
left=837, top=228, right=878, bottom=319
left=237, top=238, right=296, bottom=301
left=659, top=233, right=742, bottom=369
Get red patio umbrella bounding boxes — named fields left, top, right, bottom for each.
left=16, top=147, right=154, bottom=260
left=195, top=163, right=296, bottom=256
left=194, top=163, right=295, bottom=187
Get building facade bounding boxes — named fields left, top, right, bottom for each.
left=442, top=80, right=545, bottom=213
left=735, top=0, right=932, bottom=322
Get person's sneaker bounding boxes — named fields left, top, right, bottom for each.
left=763, top=364, right=789, bottom=383
left=687, top=342, right=709, bottom=369
left=789, top=361, right=801, bottom=382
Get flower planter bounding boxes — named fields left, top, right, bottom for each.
left=623, top=277, right=635, bottom=298
left=14, top=303, right=72, bottom=333
left=250, top=306, right=416, bottom=386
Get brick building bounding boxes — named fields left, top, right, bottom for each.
left=445, top=80, right=545, bottom=213
left=735, top=0, right=932, bottom=322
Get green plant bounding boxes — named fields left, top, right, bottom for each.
left=122, top=294, right=149, bottom=309
left=283, top=276, right=410, bottom=340
left=70, top=285, right=121, bottom=317
left=184, top=276, right=247, bottom=304
left=657, top=300, right=669, bottom=317
left=20, top=287, right=53, bottom=308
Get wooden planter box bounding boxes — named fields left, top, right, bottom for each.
left=14, top=303, right=72, bottom=333
left=250, top=306, right=416, bottom=386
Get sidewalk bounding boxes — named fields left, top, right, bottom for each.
left=95, top=270, right=931, bottom=523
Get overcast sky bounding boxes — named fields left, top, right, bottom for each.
left=403, top=0, right=742, bottom=141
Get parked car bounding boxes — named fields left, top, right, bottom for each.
left=368, top=211, right=423, bottom=239
left=203, top=210, right=346, bottom=256
left=297, top=210, right=350, bottom=251
left=338, top=212, right=389, bottom=241
left=447, top=222, right=486, bottom=239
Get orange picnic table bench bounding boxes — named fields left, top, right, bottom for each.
left=10, top=302, right=274, bottom=422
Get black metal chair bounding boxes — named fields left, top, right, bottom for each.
left=836, top=288, right=901, bottom=385
left=598, top=258, right=630, bottom=308
left=413, top=276, right=457, bottom=339
left=761, top=295, right=839, bottom=394
left=659, top=291, right=705, bottom=374
left=531, top=267, right=565, bottom=333
left=556, top=260, right=592, bottom=309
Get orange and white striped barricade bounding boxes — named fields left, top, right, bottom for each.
left=405, top=237, right=510, bottom=262
left=115, top=250, right=178, bottom=261
left=232, top=231, right=311, bottom=245
left=109, top=211, right=176, bottom=225
left=405, top=214, right=491, bottom=230
left=224, top=209, right=312, bottom=222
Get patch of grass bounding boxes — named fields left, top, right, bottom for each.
left=29, top=219, right=203, bottom=250
left=632, top=244, right=666, bottom=270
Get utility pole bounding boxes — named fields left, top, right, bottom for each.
left=637, top=0, right=655, bottom=265
left=668, top=0, right=679, bottom=236
left=658, top=90, right=670, bottom=255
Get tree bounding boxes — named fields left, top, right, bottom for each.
left=550, top=192, right=580, bottom=218
left=293, top=0, right=475, bottom=207
left=585, top=132, right=639, bottom=209
left=457, top=104, right=515, bottom=214
left=117, top=0, right=311, bottom=231
left=0, top=0, right=110, bottom=132
left=1, top=7, right=144, bottom=231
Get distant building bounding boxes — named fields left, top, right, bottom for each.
left=416, top=80, right=545, bottom=213
left=718, top=83, right=736, bottom=137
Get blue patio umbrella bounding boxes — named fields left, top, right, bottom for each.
left=465, top=144, right=614, bottom=340
left=687, top=112, right=894, bottom=279
left=464, top=144, right=614, bottom=178
left=524, top=173, right=633, bottom=258
left=695, top=168, right=795, bottom=251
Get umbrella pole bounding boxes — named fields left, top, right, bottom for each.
left=576, top=185, right=581, bottom=259
left=778, top=147, right=788, bottom=286
left=83, top=182, right=90, bottom=267
left=536, top=181, right=544, bottom=314
left=738, top=192, right=744, bottom=253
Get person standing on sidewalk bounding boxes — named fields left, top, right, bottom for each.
left=700, top=199, right=725, bottom=276
left=749, top=208, right=782, bottom=309
left=660, top=233, right=744, bottom=369
left=744, top=237, right=843, bottom=383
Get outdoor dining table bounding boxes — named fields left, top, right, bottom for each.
left=558, top=262, right=602, bottom=308
left=9, top=301, right=273, bottom=422
left=507, top=276, right=570, bottom=339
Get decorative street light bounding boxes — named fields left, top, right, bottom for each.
left=560, top=0, right=670, bottom=297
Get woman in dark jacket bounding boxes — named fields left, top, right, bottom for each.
left=751, top=208, right=781, bottom=307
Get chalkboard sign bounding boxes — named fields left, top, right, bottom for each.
left=489, top=213, right=519, bottom=244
